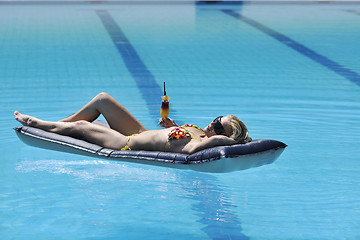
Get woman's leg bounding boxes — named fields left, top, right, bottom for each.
left=15, top=111, right=128, bottom=149
left=59, top=92, right=147, bottom=136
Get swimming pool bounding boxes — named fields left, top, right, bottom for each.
left=1, top=1, right=360, bottom=239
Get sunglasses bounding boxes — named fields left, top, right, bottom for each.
left=213, top=116, right=226, bottom=136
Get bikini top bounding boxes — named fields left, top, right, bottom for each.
left=168, top=124, right=204, bottom=141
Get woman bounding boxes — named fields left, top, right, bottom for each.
left=14, top=92, right=251, bottom=154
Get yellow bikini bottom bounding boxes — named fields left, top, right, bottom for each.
left=121, top=134, right=139, bottom=151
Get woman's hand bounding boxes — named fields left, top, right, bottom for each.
left=159, top=118, right=178, bottom=128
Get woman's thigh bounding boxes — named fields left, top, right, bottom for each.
left=73, top=121, right=128, bottom=149
left=96, top=93, right=148, bottom=135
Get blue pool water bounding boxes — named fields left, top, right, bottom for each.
left=1, top=1, right=360, bottom=239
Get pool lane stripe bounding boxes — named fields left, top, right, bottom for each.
left=222, top=10, right=360, bottom=87
left=96, top=10, right=167, bottom=122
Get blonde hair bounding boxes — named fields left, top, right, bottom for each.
left=228, top=115, right=252, bottom=143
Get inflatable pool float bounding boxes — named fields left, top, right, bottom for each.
left=14, top=121, right=287, bottom=173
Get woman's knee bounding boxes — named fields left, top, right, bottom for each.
left=73, top=120, right=91, bottom=130
left=96, top=92, right=111, bottom=101
left=67, top=120, right=91, bottom=137
left=95, top=92, right=116, bottom=107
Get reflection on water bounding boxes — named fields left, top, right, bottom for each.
left=179, top=172, right=250, bottom=240
left=15, top=159, right=249, bottom=239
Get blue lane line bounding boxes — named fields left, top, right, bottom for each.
left=96, top=9, right=174, bottom=123
left=222, top=10, right=360, bottom=87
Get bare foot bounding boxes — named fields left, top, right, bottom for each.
left=14, top=111, right=33, bottom=126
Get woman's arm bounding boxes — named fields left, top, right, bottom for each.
left=188, top=136, right=237, bottom=154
